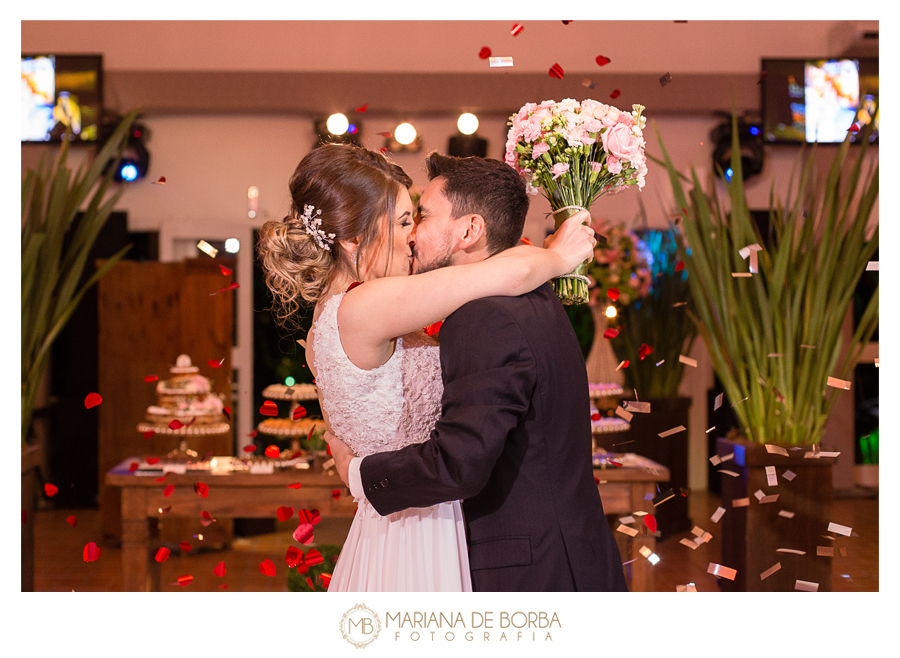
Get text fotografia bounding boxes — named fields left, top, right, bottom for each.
left=386, top=611, right=561, bottom=642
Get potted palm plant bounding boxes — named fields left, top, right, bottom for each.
left=654, top=110, right=878, bottom=591
left=605, top=229, right=699, bottom=537
left=21, top=108, right=139, bottom=590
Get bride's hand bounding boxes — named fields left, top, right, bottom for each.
left=543, top=210, right=597, bottom=270
left=324, top=430, right=356, bottom=487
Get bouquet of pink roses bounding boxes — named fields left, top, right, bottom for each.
left=505, top=98, right=648, bottom=304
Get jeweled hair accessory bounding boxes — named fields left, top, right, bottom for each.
left=300, top=204, right=335, bottom=251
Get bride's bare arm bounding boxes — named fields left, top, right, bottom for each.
left=339, top=211, right=594, bottom=350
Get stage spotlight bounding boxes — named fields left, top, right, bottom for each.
left=395, top=122, right=417, bottom=145
left=326, top=113, right=349, bottom=135
left=457, top=113, right=479, bottom=135
left=711, top=115, right=764, bottom=182
left=108, top=121, right=150, bottom=183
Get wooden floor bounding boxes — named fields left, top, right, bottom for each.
left=31, top=489, right=878, bottom=592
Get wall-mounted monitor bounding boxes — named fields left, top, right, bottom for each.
left=761, top=57, right=878, bottom=144
left=22, top=53, right=103, bottom=143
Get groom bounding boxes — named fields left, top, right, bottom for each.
left=326, top=151, right=628, bottom=592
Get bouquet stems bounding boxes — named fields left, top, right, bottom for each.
left=551, top=206, right=591, bottom=305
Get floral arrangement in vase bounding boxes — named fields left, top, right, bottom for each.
left=505, top=99, right=648, bottom=304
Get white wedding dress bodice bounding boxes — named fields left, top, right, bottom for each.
left=312, top=291, right=443, bottom=459
left=311, top=291, right=471, bottom=592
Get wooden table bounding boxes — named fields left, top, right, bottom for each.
left=594, top=454, right=670, bottom=592
left=105, top=458, right=355, bottom=591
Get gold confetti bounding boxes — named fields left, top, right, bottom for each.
left=817, top=546, right=834, bottom=556
left=768, top=353, right=784, bottom=357
left=759, top=494, right=779, bottom=504
left=676, top=583, right=698, bottom=592
left=778, top=510, right=795, bottom=519
left=618, top=515, right=636, bottom=524
left=720, top=470, right=740, bottom=478
left=710, top=506, right=726, bottom=523
left=614, top=406, right=633, bottom=422
left=766, top=466, right=778, bottom=486
left=581, top=77, right=596, bottom=89
left=776, top=548, right=806, bottom=555
left=765, top=444, right=789, bottom=457
left=707, top=563, right=737, bottom=580
left=760, top=563, right=782, bottom=581
left=658, top=425, right=686, bottom=438
left=616, top=524, right=639, bottom=537
left=732, top=272, right=753, bottom=278
left=616, top=360, right=627, bottom=371
left=865, top=261, right=878, bottom=271
left=622, top=400, right=650, bottom=413
left=639, top=546, right=660, bottom=565
left=826, top=376, right=851, bottom=390
left=800, top=344, right=816, bottom=349
left=875, top=357, right=879, bottom=367
left=679, top=355, right=698, bottom=368
left=714, top=393, right=723, bottom=411
left=738, top=243, right=763, bottom=259
left=488, top=56, right=514, bottom=67
left=827, top=522, right=852, bottom=537
left=732, top=397, right=749, bottom=406
left=680, top=538, right=699, bottom=550
left=783, top=469, right=797, bottom=481
left=672, top=302, right=687, bottom=307
left=197, top=240, right=218, bottom=258
left=795, top=580, right=818, bottom=592
left=839, top=547, right=848, bottom=557
left=732, top=497, right=750, bottom=507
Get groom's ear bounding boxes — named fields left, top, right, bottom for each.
left=457, top=214, right=487, bottom=250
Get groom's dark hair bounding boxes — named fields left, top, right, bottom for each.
left=425, top=151, right=529, bottom=255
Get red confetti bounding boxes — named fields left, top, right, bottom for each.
left=638, top=343, right=654, bottom=360
left=596, top=55, right=611, bottom=66
left=310, top=509, right=321, bottom=525
left=223, top=406, right=231, bottom=421
left=293, top=522, right=314, bottom=545
left=607, top=288, right=620, bottom=302
left=621, top=360, right=630, bottom=368
left=478, top=46, right=491, bottom=59
left=305, top=424, right=317, bottom=441
left=180, top=541, right=192, bottom=552
left=594, top=476, right=600, bottom=484
left=608, top=460, right=622, bottom=467
left=248, top=429, right=258, bottom=438
left=326, top=444, right=332, bottom=456
left=243, top=444, right=257, bottom=453
left=520, top=236, right=534, bottom=246
left=66, top=515, right=77, bottom=527
left=154, top=476, right=166, bottom=483
left=562, top=20, right=573, bottom=25
left=129, top=462, right=139, bottom=472
left=259, top=559, right=276, bottom=577
left=82, top=542, right=101, bottom=562
left=377, top=132, right=392, bottom=138
left=297, top=562, right=310, bottom=575
left=320, top=573, right=332, bottom=589
left=549, top=63, right=564, bottom=79
left=610, top=89, right=621, bottom=99
left=306, top=576, right=316, bottom=591
left=144, top=375, right=158, bottom=383
left=379, top=147, right=387, bottom=154
left=44, top=483, right=58, bottom=497
left=277, top=506, right=295, bottom=521
left=287, top=482, right=303, bottom=489
left=644, top=514, right=658, bottom=533
left=201, top=510, right=215, bottom=526
left=297, top=509, right=315, bottom=525
left=176, top=575, right=193, bottom=586
left=208, top=358, right=225, bottom=368
left=143, top=430, right=156, bottom=439
left=146, top=457, right=160, bottom=465
left=260, top=400, right=279, bottom=416
left=305, top=549, right=324, bottom=567
left=424, top=321, right=443, bottom=337
left=292, top=405, right=307, bottom=421
left=218, top=264, right=232, bottom=276
left=331, top=488, right=342, bottom=500
left=355, top=104, right=368, bottom=113
left=84, top=392, right=102, bottom=409
left=210, top=282, right=240, bottom=296
left=286, top=546, right=302, bottom=568
left=152, top=177, right=166, bottom=185
left=219, top=584, right=228, bottom=589
left=169, top=419, right=184, bottom=430
left=155, top=547, right=171, bottom=562
left=265, top=445, right=280, bottom=459
left=194, top=482, right=209, bottom=498
left=848, top=123, right=860, bottom=133
left=214, top=561, right=226, bottom=577
left=603, top=328, right=619, bottom=339
left=590, top=413, right=601, bottom=421
left=511, top=23, right=523, bottom=36
left=675, top=261, right=685, bottom=272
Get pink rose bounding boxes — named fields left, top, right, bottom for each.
left=590, top=161, right=602, bottom=173
left=522, top=119, right=543, bottom=142
left=532, top=141, right=550, bottom=159
left=551, top=162, right=570, bottom=179
left=606, top=155, right=622, bottom=175
left=583, top=118, right=604, bottom=133
left=600, top=107, right=621, bottom=127
left=602, top=124, right=642, bottom=163
left=616, top=113, right=635, bottom=128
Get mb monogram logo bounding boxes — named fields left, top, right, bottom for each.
left=340, top=604, right=382, bottom=648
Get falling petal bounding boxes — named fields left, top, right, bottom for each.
left=607, top=288, right=620, bottom=301
left=549, top=63, right=564, bottom=79
left=675, top=261, right=685, bottom=272
left=377, top=132, right=392, bottom=138
left=286, top=546, right=302, bottom=568
left=208, top=358, right=225, bottom=368
left=305, top=424, right=317, bottom=441
left=305, top=549, right=324, bottom=567
left=306, top=576, right=316, bottom=591
left=83, top=542, right=101, bottom=562
left=292, top=405, right=307, bottom=421
left=129, top=462, right=139, bottom=472
left=320, top=573, right=332, bottom=589
left=595, top=55, right=611, bottom=66
left=511, top=23, right=523, bottom=36
left=243, top=444, right=257, bottom=453
left=143, top=430, right=156, bottom=439
left=194, top=482, right=209, bottom=498
left=180, top=541, right=192, bottom=552
left=155, top=547, right=171, bottom=562
left=222, top=407, right=231, bottom=421
left=146, top=457, right=160, bottom=465
left=332, top=488, right=342, bottom=500
left=169, top=419, right=184, bottom=430
left=214, top=561, right=227, bottom=577
left=84, top=393, right=102, bottom=409
left=610, top=89, right=621, bottom=99
left=603, top=328, right=619, bottom=339
left=644, top=514, right=658, bottom=533
left=44, top=483, right=59, bottom=497
left=144, top=375, right=158, bottom=383
left=265, top=445, right=281, bottom=458
left=478, top=47, right=491, bottom=59
left=520, top=237, right=534, bottom=246
left=277, top=506, right=295, bottom=521
left=355, top=104, right=368, bottom=112
left=152, top=176, right=166, bottom=184
left=155, top=476, right=166, bottom=483
left=260, top=401, right=279, bottom=417
left=259, top=559, right=276, bottom=577
left=310, top=510, right=321, bottom=525
left=293, top=522, right=315, bottom=545
left=424, top=321, right=443, bottom=337
left=176, top=575, right=193, bottom=586
left=287, top=482, right=303, bottom=489
left=66, top=515, right=77, bottom=527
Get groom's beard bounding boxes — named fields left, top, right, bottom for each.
left=411, top=244, right=454, bottom=275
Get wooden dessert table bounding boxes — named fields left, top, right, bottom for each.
left=106, top=457, right=354, bottom=592
left=594, top=454, right=670, bottom=593
left=107, top=454, right=668, bottom=592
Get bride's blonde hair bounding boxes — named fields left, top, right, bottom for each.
left=257, top=143, right=412, bottom=331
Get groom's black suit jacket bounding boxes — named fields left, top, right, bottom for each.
left=360, top=282, right=628, bottom=592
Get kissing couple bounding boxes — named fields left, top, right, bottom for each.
left=257, top=143, right=627, bottom=592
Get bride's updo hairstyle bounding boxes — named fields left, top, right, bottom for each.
left=257, top=143, right=412, bottom=330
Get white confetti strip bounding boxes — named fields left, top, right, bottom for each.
left=778, top=510, right=795, bottom=519
left=720, top=470, right=740, bottom=478
left=709, top=454, right=722, bottom=466
left=488, top=56, right=514, bottom=67
left=732, top=497, right=750, bottom=507
left=622, top=400, right=651, bottom=413
left=827, top=522, right=852, bottom=537
left=659, top=425, right=686, bottom=438
left=783, top=470, right=797, bottom=481
left=866, top=261, right=878, bottom=271
left=817, top=546, right=834, bottom=556
left=754, top=489, right=766, bottom=501
left=766, top=466, right=778, bottom=486
left=711, top=506, right=726, bottom=523
left=615, top=360, right=627, bottom=371
left=767, top=353, right=784, bottom=357
left=795, top=580, right=818, bottom=592
left=739, top=243, right=763, bottom=259
left=197, top=240, right=218, bottom=258
left=618, top=515, right=635, bottom=524
left=614, top=406, right=633, bottom=422
left=759, top=494, right=779, bottom=504
left=714, top=393, right=723, bottom=410
left=826, top=376, right=852, bottom=390
left=680, top=538, right=699, bottom=550
left=776, top=548, right=806, bottom=555
left=679, top=355, right=698, bottom=368
left=616, top=524, right=638, bottom=537
left=706, top=426, right=716, bottom=434
left=707, top=563, right=737, bottom=580
left=760, top=562, right=782, bottom=580
left=672, top=302, right=687, bottom=307
left=765, top=444, right=789, bottom=457
left=656, top=359, right=665, bottom=366
left=800, top=344, right=816, bottom=349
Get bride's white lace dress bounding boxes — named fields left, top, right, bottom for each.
left=312, top=292, right=472, bottom=591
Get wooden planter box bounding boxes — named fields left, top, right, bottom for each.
left=594, top=397, right=692, bottom=538
left=716, top=437, right=835, bottom=592
left=21, top=444, right=42, bottom=592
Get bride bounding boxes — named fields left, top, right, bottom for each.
left=256, top=143, right=594, bottom=591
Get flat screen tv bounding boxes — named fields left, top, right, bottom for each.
left=21, top=54, right=103, bottom=143
left=761, top=57, right=878, bottom=144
